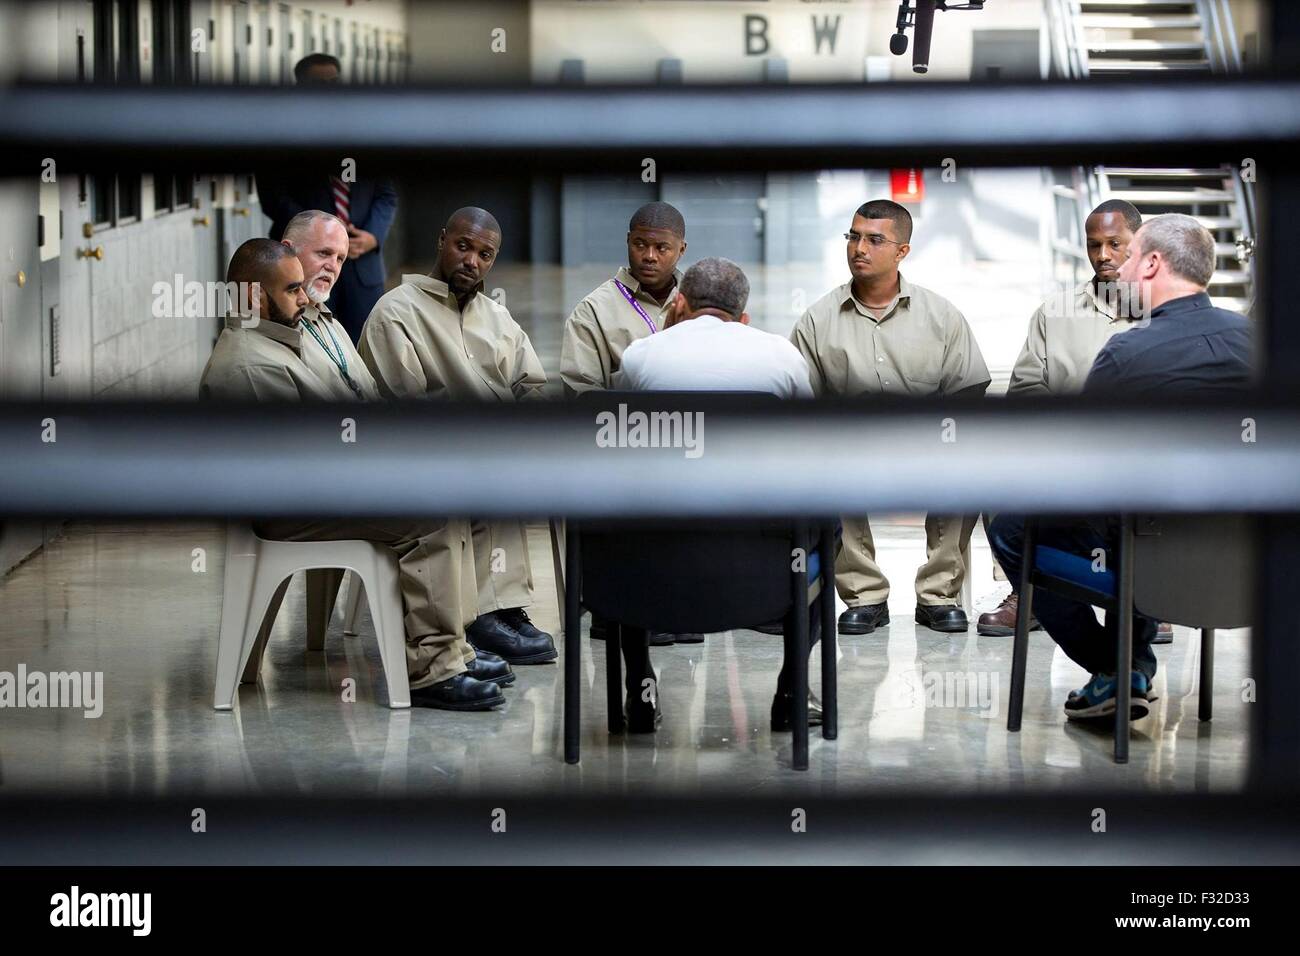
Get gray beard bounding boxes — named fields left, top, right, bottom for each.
left=306, top=275, right=332, bottom=304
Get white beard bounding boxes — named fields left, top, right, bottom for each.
left=305, top=273, right=332, bottom=304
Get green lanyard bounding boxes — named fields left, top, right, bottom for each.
left=300, top=315, right=363, bottom=399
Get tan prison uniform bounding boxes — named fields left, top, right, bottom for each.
left=790, top=274, right=991, bottom=607
left=560, top=266, right=682, bottom=395
left=359, top=273, right=547, bottom=615
left=199, top=311, right=478, bottom=689
left=1008, top=279, right=1139, bottom=396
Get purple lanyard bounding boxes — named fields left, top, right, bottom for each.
left=613, top=279, right=659, bottom=335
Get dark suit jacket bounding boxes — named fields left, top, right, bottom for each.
left=257, top=173, right=398, bottom=289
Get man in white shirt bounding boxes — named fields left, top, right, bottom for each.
left=614, top=257, right=813, bottom=397
left=610, top=257, right=820, bottom=734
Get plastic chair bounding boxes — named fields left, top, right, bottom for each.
left=214, top=523, right=411, bottom=710
left=1007, top=514, right=1252, bottom=763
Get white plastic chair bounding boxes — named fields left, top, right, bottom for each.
left=214, top=524, right=412, bottom=710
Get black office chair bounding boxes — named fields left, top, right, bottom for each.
left=1007, top=514, right=1252, bottom=763
left=563, top=518, right=838, bottom=771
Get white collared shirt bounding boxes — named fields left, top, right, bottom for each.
left=614, top=314, right=814, bottom=398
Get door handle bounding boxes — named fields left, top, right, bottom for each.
left=76, top=246, right=104, bottom=261
left=233, top=207, right=251, bottom=217
left=193, top=215, right=211, bottom=227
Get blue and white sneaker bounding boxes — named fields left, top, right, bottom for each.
left=1064, top=672, right=1151, bottom=720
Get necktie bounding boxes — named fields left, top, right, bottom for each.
left=330, top=176, right=351, bottom=225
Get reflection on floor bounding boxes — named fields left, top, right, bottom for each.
left=0, top=519, right=1249, bottom=797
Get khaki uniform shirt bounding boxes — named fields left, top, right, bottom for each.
left=560, top=266, right=682, bottom=396
left=790, top=273, right=990, bottom=397
left=359, top=274, right=546, bottom=402
left=199, top=306, right=375, bottom=402
left=1008, top=280, right=1140, bottom=396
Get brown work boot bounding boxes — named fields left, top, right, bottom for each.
left=977, top=591, right=1040, bottom=636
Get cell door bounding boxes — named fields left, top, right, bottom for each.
left=231, top=0, right=249, bottom=83
left=278, top=3, right=292, bottom=83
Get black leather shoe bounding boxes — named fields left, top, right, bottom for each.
left=499, top=607, right=552, bottom=644
left=650, top=632, right=704, bottom=644
left=410, top=673, right=504, bottom=711
left=466, top=650, right=515, bottom=686
left=467, top=612, right=558, bottom=664
left=770, top=689, right=824, bottom=732
left=751, top=620, right=784, bottom=635
left=838, top=603, right=890, bottom=634
left=915, top=604, right=969, bottom=633
left=623, top=692, right=663, bottom=733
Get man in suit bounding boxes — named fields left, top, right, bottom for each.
left=256, top=54, right=398, bottom=343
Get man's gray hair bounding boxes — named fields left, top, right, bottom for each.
left=679, top=257, right=750, bottom=319
left=283, top=209, right=347, bottom=247
left=1136, top=214, right=1216, bottom=287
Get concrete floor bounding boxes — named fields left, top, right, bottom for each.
left=0, top=517, right=1251, bottom=798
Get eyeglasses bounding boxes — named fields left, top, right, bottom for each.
left=844, top=232, right=902, bottom=247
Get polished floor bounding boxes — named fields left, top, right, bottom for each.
left=0, top=517, right=1251, bottom=797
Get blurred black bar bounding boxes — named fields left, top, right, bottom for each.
left=0, top=794, right=1296, bottom=865
left=1, top=399, right=1298, bottom=518
left=2, top=75, right=1299, bottom=174
left=1251, top=7, right=1300, bottom=795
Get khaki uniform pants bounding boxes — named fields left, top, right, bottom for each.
left=837, top=514, right=979, bottom=607
left=254, top=517, right=477, bottom=689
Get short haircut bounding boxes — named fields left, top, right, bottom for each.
left=1089, top=199, right=1143, bottom=234
left=294, top=53, right=341, bottom=82
left=446, top=206, right=501, bottom=238
left=283, top=209, right=347, bottom=247
left=854, top=199, right=913, bottom=244
left=679, top=257, right=749, bottom=319
left=629, top=201, right=685, bottom=238
left=1135, top=214, right=1217, bottom=287
left=226, top=238, right=295, bottom=285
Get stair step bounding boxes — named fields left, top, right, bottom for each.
left=1108, top=188, right=1235, bottom=203
left=1104, top=167, right=1229, bottom=179
left=1087, top=40, right=1205, bottom=54
left=1214, top=243, right=1243, bottom=257
left=1187, top=216, right=1240, bottom=230
left=1080, top=0, right=1197, bottom=6
left=1210, top=270, right=1251, bottom=285
left=1079, top=14, right=1203, bottom=28
left=1210, top=297, right=1251, bottom=312
left=1087, top=59, right=1212, bottom=71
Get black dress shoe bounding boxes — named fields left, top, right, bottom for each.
left=410, top=673, right=504, bottom=711
left=838, top=603, right=890, bottom=635
left=623, top=692, right=663, bottom=733
left=648, top=631, right=676, bottom=646
left=672, top=633, right=705, bottom=644
left=499, top=607, right=552, bottom=643
left=467, top=612, right=558, bottom=665
left=466, top=650, right=516, bottom=686
left=770, top=689, right=824, bottom=732
left=915, top=604, right=969, bottom=633
left=751, top=620, right=784, bottom=635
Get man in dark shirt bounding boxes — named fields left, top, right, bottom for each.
left=988, top=214, right=1251, bottom=722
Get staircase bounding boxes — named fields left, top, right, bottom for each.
left=1044, top=0, right=1256, bottom=314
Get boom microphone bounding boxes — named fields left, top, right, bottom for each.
left=912, top=0, right=936, bottom=74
